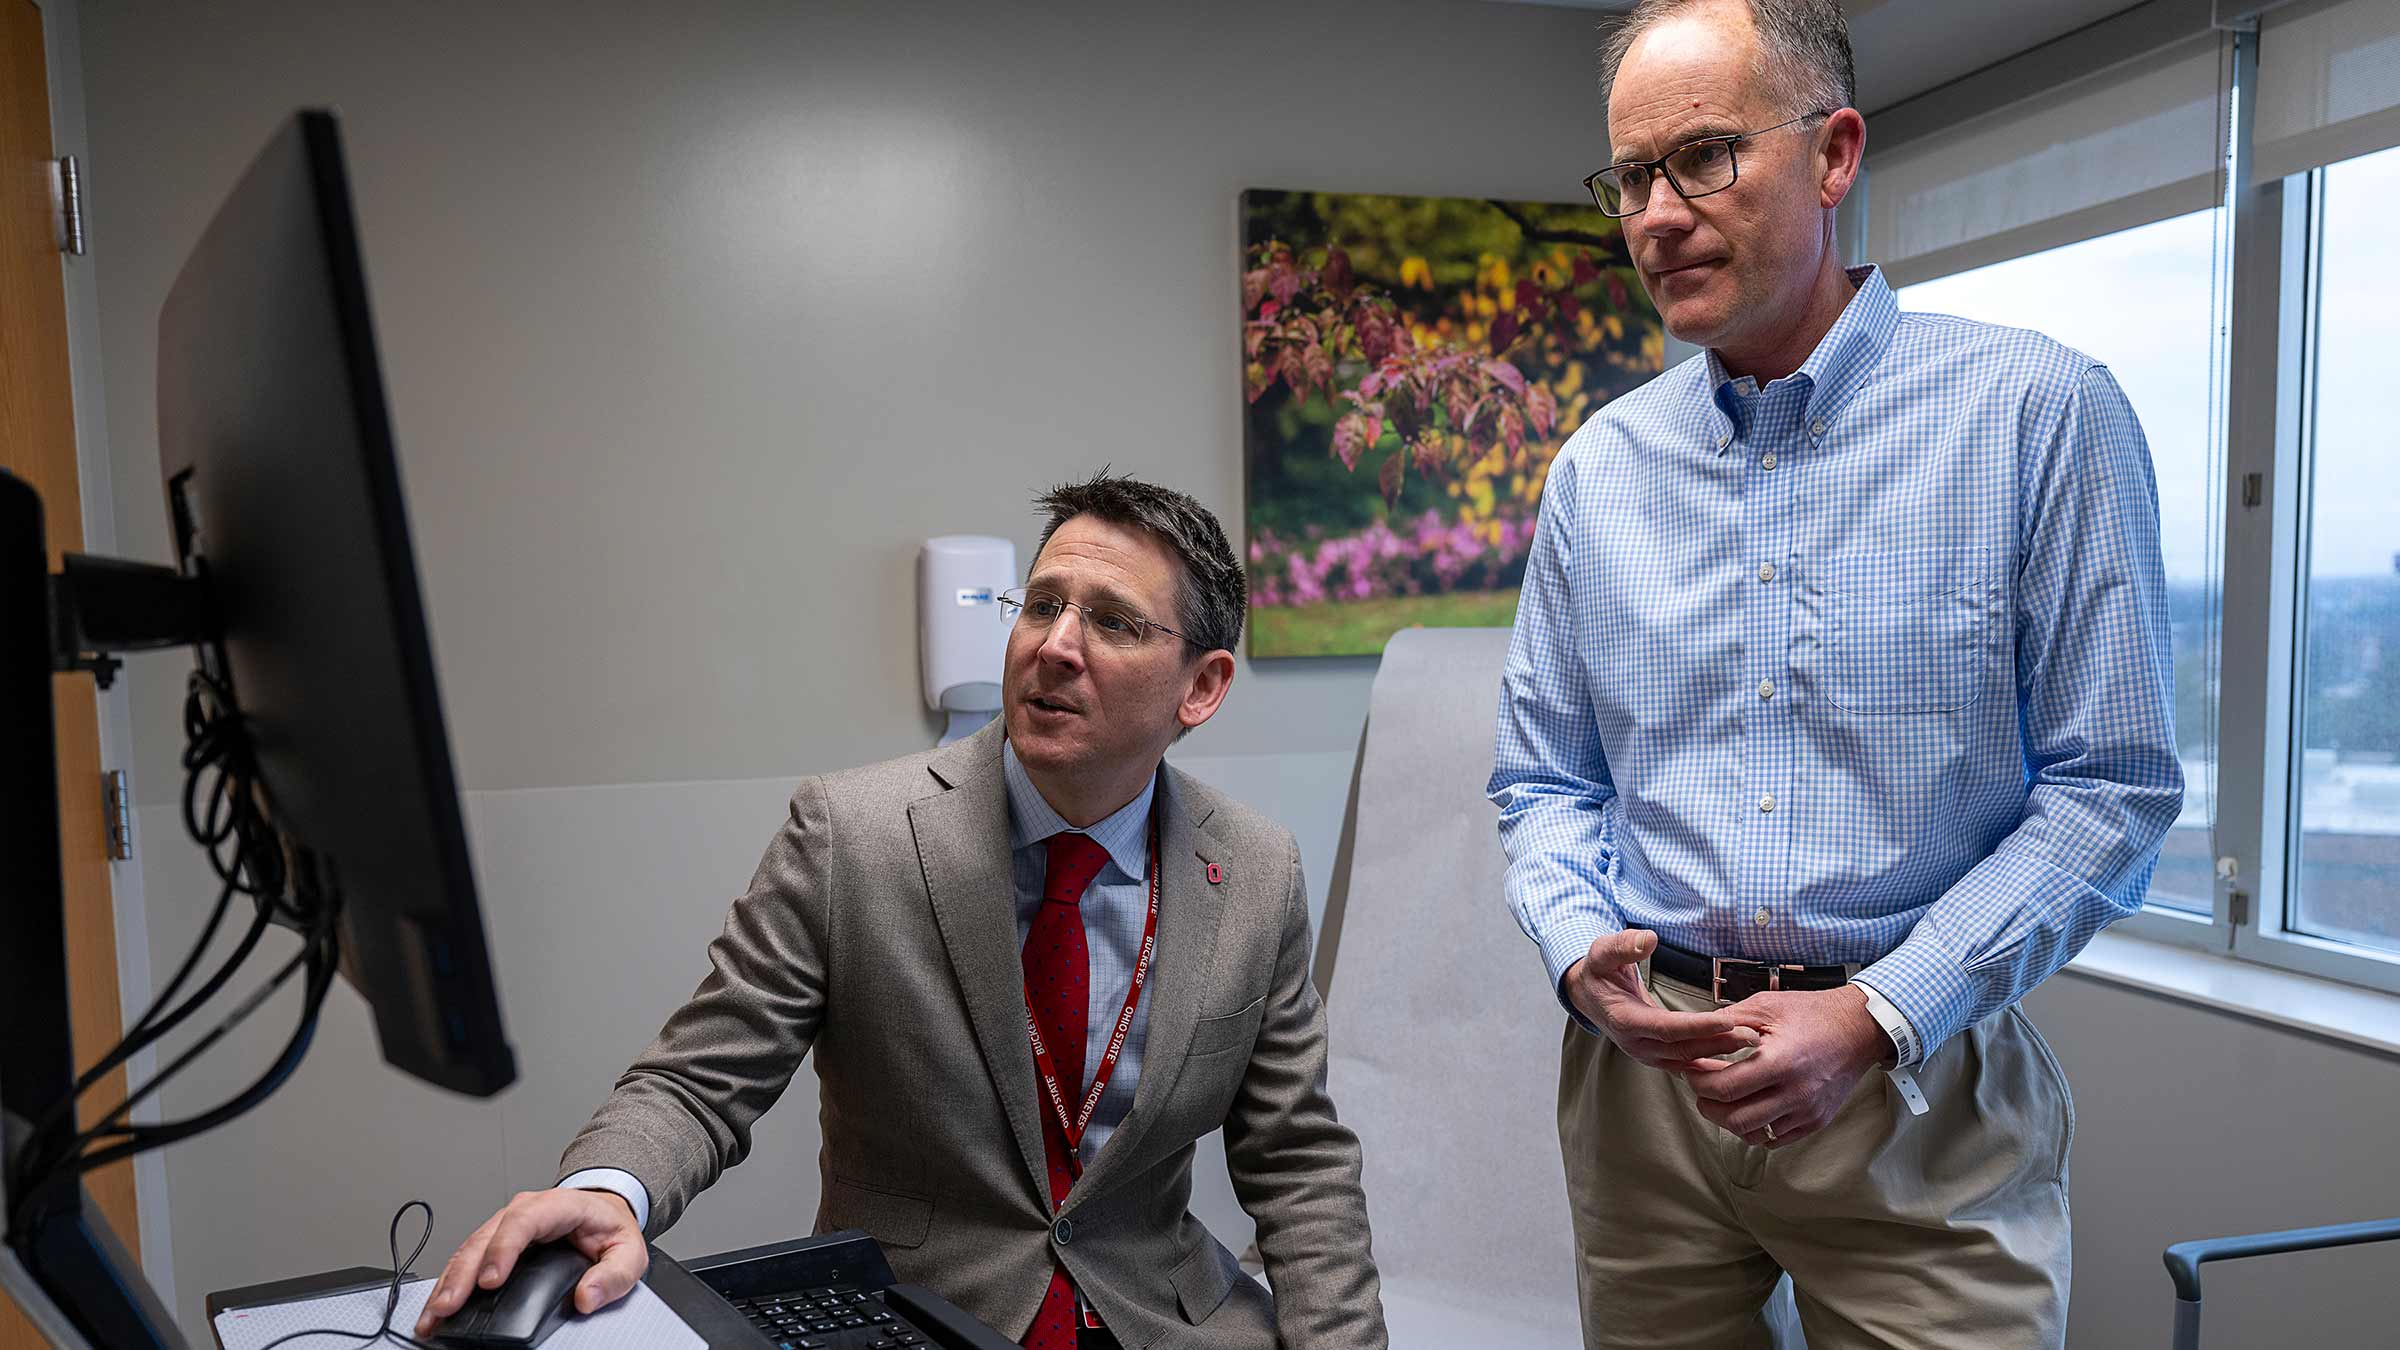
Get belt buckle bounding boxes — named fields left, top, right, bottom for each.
left=1709, top=957, right=1804, bottom=1003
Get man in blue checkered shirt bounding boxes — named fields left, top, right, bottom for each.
left=1488, top=1, right=2182, bottom=1345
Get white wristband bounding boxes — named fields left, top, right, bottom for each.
left=1853, top=980, right=1921, bottom=1067
left=1853, top=980, right=1931, bottom=1116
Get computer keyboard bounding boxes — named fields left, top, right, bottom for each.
left=727, top=1280, right=925, bottom=1348
left=681, top=1229, right=1022, bottom=1350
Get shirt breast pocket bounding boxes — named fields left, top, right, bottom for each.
left=1816, top=546, right=1990, bottom=715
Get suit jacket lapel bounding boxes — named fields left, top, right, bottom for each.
left=1068, top=770, right=1227, bottom=1203
left=908, top=722, right=1053, bottom=1207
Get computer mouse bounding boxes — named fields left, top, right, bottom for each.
left=427, top=1240, right=592, bottom=1349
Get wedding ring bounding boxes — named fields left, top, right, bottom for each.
left=1763, top=1123, right=1777, bottom=1142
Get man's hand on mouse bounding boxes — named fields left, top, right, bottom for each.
left=414, top=1187, right=647, bottom=1337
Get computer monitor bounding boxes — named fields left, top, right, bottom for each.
left=155, top=109, right=515, bottom=1097
left=2, top=109, right=515, bottom=1348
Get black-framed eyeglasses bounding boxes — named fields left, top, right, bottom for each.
left=1583, top=111, right=1833, bottom=218
left=998, top=586, right=1198, bottom=651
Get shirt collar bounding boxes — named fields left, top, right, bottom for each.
left=1001, top=737, right=1157, bottom=880
left=1705, top=264, right=1895, bottom=447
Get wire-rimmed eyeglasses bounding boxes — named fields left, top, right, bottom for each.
left=1583, top=111, right=1833, bottom=218
left=998, top=586, right=1198, bottom=650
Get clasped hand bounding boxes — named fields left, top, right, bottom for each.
left=1562, top=930, right=1890, bottom=1148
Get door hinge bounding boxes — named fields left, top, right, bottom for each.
left=103, top=769, right=133, bottom=860
left=51, top=155, right=85, bottom=256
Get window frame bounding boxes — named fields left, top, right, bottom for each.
left=2224, top=150, right=2400, bottom=995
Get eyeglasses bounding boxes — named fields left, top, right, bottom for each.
left=1583, top=112, right=1832, bottom=218
left=998, top=587, right=1197, bottom=650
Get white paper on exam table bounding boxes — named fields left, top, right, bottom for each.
left=210, top=1273, right=707, bottom=1350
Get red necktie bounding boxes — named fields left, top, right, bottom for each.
left=1021, top=832, right=1109, bottom=1350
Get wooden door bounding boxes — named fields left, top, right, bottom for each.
left=1, top=0, right=141, bottom=1342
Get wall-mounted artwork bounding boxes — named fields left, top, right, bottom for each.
left=1241, top=188, right=1663, bottom=658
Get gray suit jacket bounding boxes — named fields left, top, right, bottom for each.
left=558, top=721, right=1387, bottom=1349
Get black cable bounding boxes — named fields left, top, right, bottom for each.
left=84, top=943, right=316, bottom=1141
left=11, top=671, right=476, bottom=1350
left=20, top=674, right=266, bottom=1140
left=112, top=897, right=279, bottom=1080
left=127, top=873, right=240, bottom=1037
left=48, top=666, right=303, bottom=1116
left=7, top=927, right=337, bottom=1237
left=4, top=665, right=344, bottom=1241
left=64, top=913, right=335, bottom=1162
left=181, top=668, right=303, bottom=922
left=12, top=921, right=318, bottom=1228
left=18, top=872, right=236, bottom=1142
left=28, top=875, right=273, bottom=1145
left=23, top=916, right=296, bottom=1154
left=252, top=1199, right=444, bottom=1350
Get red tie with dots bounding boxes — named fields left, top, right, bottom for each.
left=1022, top=831, right=1109, bottom=1350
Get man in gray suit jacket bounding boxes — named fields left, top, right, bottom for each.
left=416, top=474, right=1385, bottom=1350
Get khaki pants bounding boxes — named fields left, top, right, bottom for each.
left=1559, top=967, right=2074, bottom=1350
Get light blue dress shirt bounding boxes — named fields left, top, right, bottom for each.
left=1000, top=739, right=1159, bottom=1168
left=566, top=741, right=1158, bottom=1232
left=1489, top=265, right=2184, bottom=1064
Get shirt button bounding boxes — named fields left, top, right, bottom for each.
left=1758, top=678, right=1775, bottom=700
left=1759, top=793, right=1777, bottom=813
left=1760, top=452, right=1778, bottom=471
left=1759, top=561, right=1776, bottom=583
left=1811, top=419, right=1826, bottom=438
left=1053, top=1218, right=1074, bottom=1245
left=1755, top=907, right=1772, bottom=926
left=1716, top=432, right=1731, bottom=450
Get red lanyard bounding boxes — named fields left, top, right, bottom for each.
left=1024, top=813, right=1160, bottom=1176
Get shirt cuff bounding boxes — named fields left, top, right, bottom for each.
left=1852, top=978, right=1923, bottom=1069
left=1852, top=932, right=1982, bottom=1063
left=558, top=1167, right=650, bottom=1234
left=1536, top=910, right=1616, bottom=1036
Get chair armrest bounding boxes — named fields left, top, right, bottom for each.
left=2165, top=1217, right=2400, bottom=1301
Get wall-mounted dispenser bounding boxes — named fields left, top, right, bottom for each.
left=919, top=535, right=1017, bottom=745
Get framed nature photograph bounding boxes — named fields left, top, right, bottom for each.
left=1241, top=188, right=1664, bottom=658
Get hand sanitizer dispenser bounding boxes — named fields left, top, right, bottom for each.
left=920, top=535, right=1017, bottom=745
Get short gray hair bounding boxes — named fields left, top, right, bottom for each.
left=1599, top=0, right=1855, bottom=126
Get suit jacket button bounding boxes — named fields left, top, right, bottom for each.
left=1053, top=1218, right=1074, bottom=1246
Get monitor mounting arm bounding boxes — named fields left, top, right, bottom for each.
left=47, top=551, right=221, bottom=690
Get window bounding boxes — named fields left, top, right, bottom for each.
left=2290, top=142, right=2400, bottom=958
left=1866, top=0, right=2400, bottom=990
left=1898, top=210, right=2227, bottom=918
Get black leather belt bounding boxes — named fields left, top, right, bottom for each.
left=1650, top=940, right=1851, bottom=1003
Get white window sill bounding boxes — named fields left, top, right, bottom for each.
left=2064, top=930, right=2400, bottom=1060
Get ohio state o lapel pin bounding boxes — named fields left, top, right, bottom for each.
left=1206, top=862, right=1223, bottom=884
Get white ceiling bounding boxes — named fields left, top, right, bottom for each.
left=1485, top=0, right=2149, bottom=110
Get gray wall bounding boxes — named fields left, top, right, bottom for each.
left=69, top=2, right=2400, bottom=1347
left=2023, top=972, right=2400, bottom=1348
left=73, top=0, right=1605, bottom=1337
left=86, top=0, right=1609, bottom=799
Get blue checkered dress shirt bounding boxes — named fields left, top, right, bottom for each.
left=1488, top=265, right=2184, bottom=1063
left=1003, top=739, right=1156, bottom=1166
